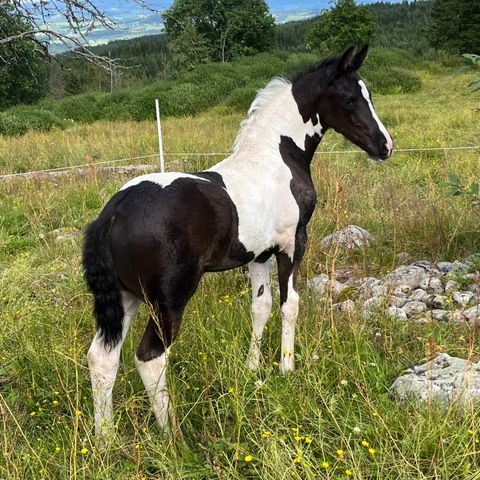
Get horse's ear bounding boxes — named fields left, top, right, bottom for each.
left=352, top=45, right=369, bottom=71
left=337, top=46, right=356, bottom=74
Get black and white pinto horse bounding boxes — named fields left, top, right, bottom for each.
left=83, top=46, right=393, bottom=439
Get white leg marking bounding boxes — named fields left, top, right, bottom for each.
left=87, top=290, right=140, bottom=439
left=135, top=347, right=171, bottom=435
left=279, top=274, right=299, bottom=374
left=246, top=259, right=272, bottom=371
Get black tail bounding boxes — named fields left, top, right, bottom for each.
left=82, top=189, right=131, bottom=348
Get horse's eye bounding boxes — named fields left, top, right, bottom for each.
left=346, top=97, right=356, bottom=106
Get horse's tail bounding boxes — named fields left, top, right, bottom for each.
left=82, top=189, right=131, bottom=347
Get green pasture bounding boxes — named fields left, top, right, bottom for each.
left=0, top=59, right=479, bottom=479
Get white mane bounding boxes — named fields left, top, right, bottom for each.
left=232, top=77, right=292, bottom=154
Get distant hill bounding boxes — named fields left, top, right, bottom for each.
left=70, top=0, right=406, bottom=45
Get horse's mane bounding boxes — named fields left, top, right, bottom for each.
left=232, top=77, right=291, bottom=154
left=232, top=55, right=339, bottom=155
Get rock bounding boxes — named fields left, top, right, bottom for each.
left=410, top=289, right=429, bottom=302
left=431, top=309, right=449, bottom=321
left=467, top=284, right=477, bottom=294
left=451, top=261, right=468, bottom=273
left=390, top=295, right=408, bottom=308
left=362, top=297, right=383, bottom=316
left=393, top=285, right=412, bottom=296
left=391, top=353, right=480, bottom=408
left=321, top=225, right=374, bottom=250
left=396, top=252, right=412, bottom=264
left=438, top=262, right=454, bottom=274
left=309, top=274, right=345, bottom=298
left=384, top=266, right=427, bottom=290
left=453, top=291, right=474, bottom=307
left=425, top=294, right=448, bottom=309
left=446, top=311, right=467, bottom=323
left=462, top=254, right=480, bottom=267
left=464, top=305, right=480, bottom=324
left=358, top=277, right=383, bottom=297
left=403, top=301, right=427, bottom=317
left=334, top=268, right=356, bottom=283
left=339, top=299, right=356, bottom=314
left=371, top=285, right=388, bottom=297
left=445, top=280, right=461, bottom=293
left=387, top=306, right=407, bottom=321
left=419, top=277, right=444, bottom=294
left=412, top=260, right=433, bottom=271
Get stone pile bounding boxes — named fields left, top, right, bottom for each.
left=309, top=256, right=480, bottom=325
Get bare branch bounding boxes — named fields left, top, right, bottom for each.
left=0, top=0, right=163, bottom=74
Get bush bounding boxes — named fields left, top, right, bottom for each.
left=362, top=66, right=422, bottom=94
left=0, top=112, right=28, bottom=136
left=9, top=108, right=65, bottom=132
left=224, top=85, right=259, bottom=111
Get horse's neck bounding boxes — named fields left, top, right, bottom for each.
left=225, top=82, right=324, bottom=173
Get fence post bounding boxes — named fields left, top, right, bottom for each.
left=155, top=99, right=165, bottom=173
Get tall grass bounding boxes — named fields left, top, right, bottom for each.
left=0, top=62, right=479, bottom=479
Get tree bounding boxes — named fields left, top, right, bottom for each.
left=0, top=1, right=157, bottom=72
left=168, top=20, right=211, bottom=70
left=0, top=7, right=49, bottom=109
left=429, top=0, right=480, bottom=54
left=164, top=0, right=275, bottom=63
left=305, top=0, right=375, bottom=55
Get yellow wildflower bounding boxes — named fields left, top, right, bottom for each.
left=468, top=429, right=475, bottom=435
left=368, top=448, right=376, bottom=455
left=244, top=454, right=253, bottom=462
left=337, top=449, right=344, bottom=456
left=322, top=462, right=329, bottom=469
left=75, top=410, right=82, bottom=416
left=80, top=447, right=88, bottom=455
left=305, top=437, right=312, bottom=444
left=55, top=447, right=61, bottom=453
left=361, top=440, right=369, bottom=447
left=262, top=431, right=272, bottom=438
left=52, top=400, right=59, bottom=406
left=345, top=469, right=353, bottom=476
left=293, top=456, right=301, bottom=464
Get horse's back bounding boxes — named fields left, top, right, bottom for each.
left=107, top=175, right=252, bottom=298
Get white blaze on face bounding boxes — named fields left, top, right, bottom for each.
left=358, top=80, right=393, bottom=154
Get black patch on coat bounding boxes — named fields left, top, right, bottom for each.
left=254, top=246, right=278, bottom=263
left=193, top=171, right=226, bottom=188
left=257, top=285, right=264, bottom=297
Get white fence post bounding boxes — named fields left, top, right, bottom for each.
left=155, top=99, right=165, bottom=173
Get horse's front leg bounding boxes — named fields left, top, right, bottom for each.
left=246, top=258, right=273, bottom=371
left=276, top=251, right=299, bottom=373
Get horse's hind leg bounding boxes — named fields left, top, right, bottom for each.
left=87, top=290, right=140, bottom=440
left=135, top=307, right=182, bottom=437
left=246, top=259, right=272, bottom=370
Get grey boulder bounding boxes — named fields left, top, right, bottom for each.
left=391, top=353, right=480, bottom=408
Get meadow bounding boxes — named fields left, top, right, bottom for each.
left=0, top=60, right=480, bottom=479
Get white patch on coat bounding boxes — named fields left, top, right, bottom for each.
left=135, top=347, right=170, bottom=432
left=87, top=290, right=140, bottom=439
left=279, top=274, right=299, bottom=374
left=246, top=260, right=273, bottom=371
left=208, top=78, right=323, bottom=256
left=358, top=80, right=393, bottom=153
left=120, top=172, right=209, bottom=191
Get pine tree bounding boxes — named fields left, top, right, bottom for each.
left=429, top=0, right=480, bottom=54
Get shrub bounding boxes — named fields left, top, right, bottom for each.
left=0, top=112, right=28, bottom=136
left=362, top=66, right=422, bottom=94
left=9, top=108, right=65, bottom=132
left=224, top=85, right=259, bottom=111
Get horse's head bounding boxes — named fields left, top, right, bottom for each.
left=294, top=46, right=393, bottom=161
left=323, top=45, right=393, bottom=160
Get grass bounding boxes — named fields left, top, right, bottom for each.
left=1, top=63, right=480, bottom=479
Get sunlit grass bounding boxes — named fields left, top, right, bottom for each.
left=0, top=67, right=479, bottom=478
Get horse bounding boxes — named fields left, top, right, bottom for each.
left=83, top=45, right=393, bottom=440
